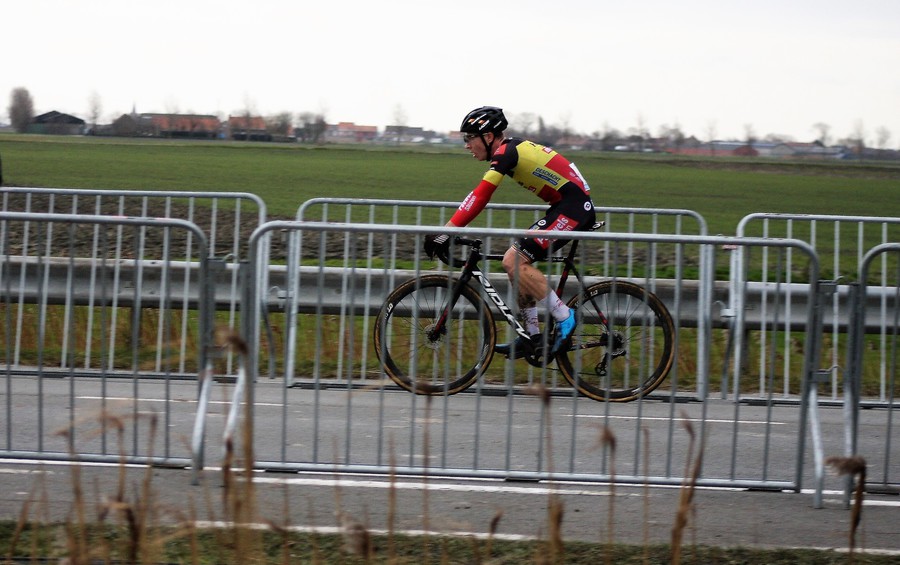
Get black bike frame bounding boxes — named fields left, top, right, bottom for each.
left=430, top=236, right=610, bottom=344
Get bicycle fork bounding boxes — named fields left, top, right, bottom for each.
left=427, top=265, right=532, bottom=347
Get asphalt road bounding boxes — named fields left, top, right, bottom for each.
left=1, top=377, right=898, bottom=555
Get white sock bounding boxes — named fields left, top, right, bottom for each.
left=539, top=291, right=570, bottom=322
left=522, top=307, right=540, bottom=336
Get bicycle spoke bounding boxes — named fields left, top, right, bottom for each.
left=374, top=275, right=494, bottom=395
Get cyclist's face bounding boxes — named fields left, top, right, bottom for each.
left=464, top=132, right=494, bottom=161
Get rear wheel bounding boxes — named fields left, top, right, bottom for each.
left=556, top=280, right=674, bottom=402
left=374, top=275, right=495, bottom=395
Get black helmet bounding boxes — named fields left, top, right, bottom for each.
left=460, top=106, right=508, bottom=135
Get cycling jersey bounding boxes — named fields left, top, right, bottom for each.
left=450, top=138, right=592, bottom=227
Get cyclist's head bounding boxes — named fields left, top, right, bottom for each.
left=460, top=106, right=508, bottom=135
left=460, top=106, right=507, bottom=160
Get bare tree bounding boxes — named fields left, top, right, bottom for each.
left=875, top=126, right=891, bottom=150
left=762, top=133, right=794, bottom=143
left=296, top=112, right=326, bottom=143
left=630, top=113, right=649, bottom=151
left=597, top=122, right=624, bottom=151
left=851, top=120, right=866, bottom=156
left=392, top=104, right=408, bottom=144
left=87, top=91, right=102, bottom=134
left=658, top=123, right=686, bottom=151
left=509, top=112, right=537, bottom=137
left=558, top=111, right=572, bottom=138
left=812, top=122, right=831, bottom=146
left=705, top=120, right=717, bottom=156
left=743, top=123, right=756, bottom=146
left=8, top=87, right=35, bottom=133
left=266, top=112, right=293, bottom=136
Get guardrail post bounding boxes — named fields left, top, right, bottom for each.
left=843, top=282, right=864, bottom=508
left=797, top=279, right=834, bottom=508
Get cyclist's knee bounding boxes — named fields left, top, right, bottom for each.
left=502, top=247, right=531, bottom=275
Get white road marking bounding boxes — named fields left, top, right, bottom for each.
left=76, top=395, right=283, bottom=407
left=576, top=414, right=787, bottom=425
left=192, top=520, right=537, bottom=541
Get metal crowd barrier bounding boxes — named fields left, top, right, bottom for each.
left=289, top=198, right=710, bottom=388
left=0, top=187, right=268, bottom=374
left=846, top=243, right=900, bottom=495
left=733, top=213, right=900, bottom=401
left=0, top=212, right=213, bottom=466
left=240, top=221, right=833, bottom=501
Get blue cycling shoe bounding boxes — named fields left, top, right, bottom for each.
left=551, top=310, right=577, bottom=355
left=494, top=334, right=540, bottom=359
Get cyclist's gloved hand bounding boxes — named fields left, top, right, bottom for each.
left=424, top=233, right=451, bottom=260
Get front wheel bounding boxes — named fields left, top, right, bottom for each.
left=556, top=280, right=675, bottom=402
left=374, top=275, right=496, bottom=395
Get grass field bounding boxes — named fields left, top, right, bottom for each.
left=2, top=134, right=899, bottom=237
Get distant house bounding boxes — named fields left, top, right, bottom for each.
left=667, top=140, right=777, bottom=157
left=110, top=112, right=220, bottom=138
left=770, top=141, right=845, bottom=160
left=142, top=113, right=220, bottom=139
left=27, top=111, right=86, bottom=135
left=324, top=122, right=378, bottom=143
left=382, top=125, right=426, bottom=143
left=227, top=115, right=270, bottom=141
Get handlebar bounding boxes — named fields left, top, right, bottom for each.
left=435, top=236, right=480, bottom=268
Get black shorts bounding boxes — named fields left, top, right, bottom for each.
left=513, top=186, right=596, bottom=262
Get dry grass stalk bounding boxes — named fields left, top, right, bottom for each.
left=216, top=327, right=262, bottom=562
left=642, top=427, right=651, bottom=565
left=594, top=426, right=617, bottom=565
left=421, top=393, right=433, bottom=565
left=479, top=509, right=503, bottom=562
left=826, top=455, right=867, bottom=559
left=337, top=510, right=373, bottom=558
left=670, top=412, right=703, bottom=565
left=388, top=436, right=398, bottom=561
left=526, top=384, right=565, bottom=564
left=7, top=476, right=41, bottom=561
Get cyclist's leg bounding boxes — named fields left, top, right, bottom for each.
left=494, top=248, right=544, bottom=358
left=504, top=219, right=578, bottom=354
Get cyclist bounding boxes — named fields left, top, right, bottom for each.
left=424, top=106, right=596, bottom=358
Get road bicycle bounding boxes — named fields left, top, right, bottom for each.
left=373, top=225, right=675, bottom=402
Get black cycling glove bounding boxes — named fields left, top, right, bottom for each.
left=423, top=234, right=450, bottom=259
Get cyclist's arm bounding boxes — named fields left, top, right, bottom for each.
left=448, top=178, right=499, bottom=227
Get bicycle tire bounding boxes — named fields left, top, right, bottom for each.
left=556, top=280, right=675, bottom=402
left=374, top=274, right=496, bottom=395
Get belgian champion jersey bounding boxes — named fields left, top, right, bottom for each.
left=450, top=137, right=593, bottom=227
left=483, top=138, right=591, bottom=204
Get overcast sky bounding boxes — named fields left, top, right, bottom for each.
left=3, top=0, right=899, bottom=145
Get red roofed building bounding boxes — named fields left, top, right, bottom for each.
left=325, top=121, right=379, bottom=143
left=141, top=113, right=220, bottom=139
left=227, top=115, right=270, bottom=141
